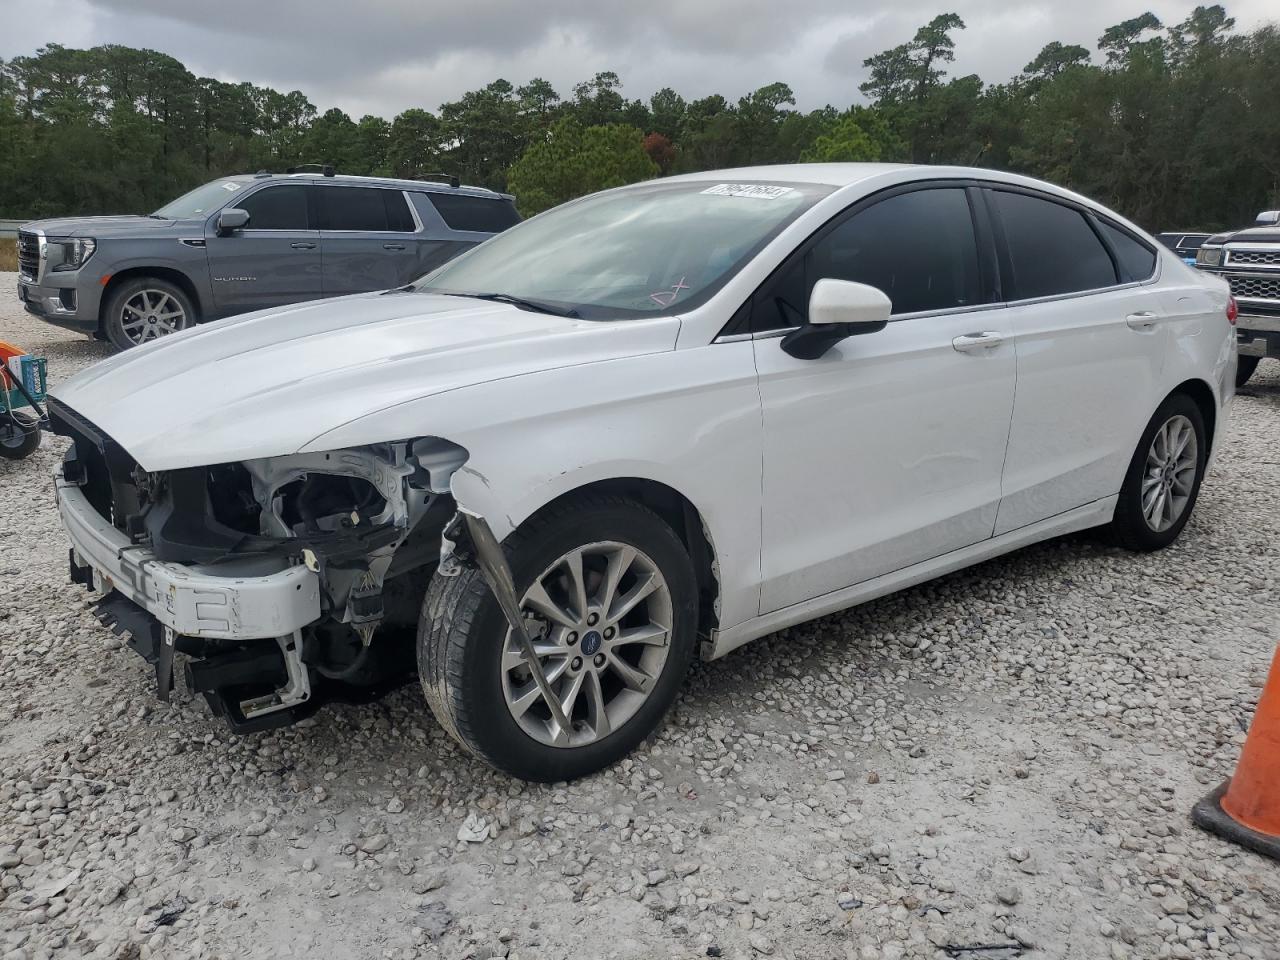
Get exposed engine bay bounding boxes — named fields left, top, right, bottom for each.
left=53, top=397, right=472, bottom=732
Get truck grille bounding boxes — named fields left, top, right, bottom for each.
left=1227, top=274, right=1280, bottom=302
left=1227, top=249, right=1280, bottom=267
left=17, top=230, right=39, bottom=281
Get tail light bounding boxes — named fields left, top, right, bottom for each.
left=1227, top=297, right=1238, bottom=325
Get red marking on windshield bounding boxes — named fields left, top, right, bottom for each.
left=649, top=276, right=689, bottom=307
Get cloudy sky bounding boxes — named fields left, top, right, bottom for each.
left=3, top=0, right=1276, bottom=118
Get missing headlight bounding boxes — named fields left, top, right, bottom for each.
left=277, top=474, right=389, bottom=534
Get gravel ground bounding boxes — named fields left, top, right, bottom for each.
left=1, top=276, right=1279, bottom=960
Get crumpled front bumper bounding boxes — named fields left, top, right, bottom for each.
left=56, top=472, right=321, bottom=640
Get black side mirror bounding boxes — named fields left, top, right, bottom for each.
left=781, top=320, right=886, bottom=359
left=217, top=208, right=250, bottom=236
left=780, top=280, right=892, bottom=359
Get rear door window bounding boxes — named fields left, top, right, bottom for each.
left=319, top=186, right=415, bottom=232
left=427, top=193, right=522, bottom=233
left=239, top=185, right=311, bottom=230
left=991, top=190, right=1118, bottom=299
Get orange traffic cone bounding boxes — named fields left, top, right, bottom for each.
left=1192, top=645, right=1280, bottom=860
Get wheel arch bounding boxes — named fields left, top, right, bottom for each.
left=462, top=472, right=723, bottom=648
left=1166, top=377, right=1218, bottom=453
left=98, top=267, right=206, bottom=334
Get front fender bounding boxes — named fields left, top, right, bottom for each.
left=305, top=341, right=766, bottom=632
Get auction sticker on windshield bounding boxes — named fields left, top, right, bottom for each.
left=701, top=183, right=796, bottom=200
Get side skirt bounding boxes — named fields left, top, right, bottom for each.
left=705, top=495, right=1118, bottom=660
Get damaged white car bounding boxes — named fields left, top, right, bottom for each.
left=50, top=164, right=1236, bottom=780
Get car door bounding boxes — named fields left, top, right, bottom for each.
left=752, top=183, right=1017, bottom=614
left=983, top=187, right=1169, bottom=535
left=316, top=185, right=421, bottom=296
left=202, top=182, right=322, bottom=316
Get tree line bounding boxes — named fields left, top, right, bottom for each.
left=1, top=5, right=1277, bottom=228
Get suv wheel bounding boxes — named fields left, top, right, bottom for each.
left=1110, top=393, right=1207, bottom=551
left=1236, top=355, right=1260, bottom=389
left=103, top=278, right=195, bottom=350
left=418, top=496, right=697, bottom=781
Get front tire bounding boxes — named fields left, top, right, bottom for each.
left=1236, top=355, right=1260, bottom=389
left=103, top=278, right=195, bottom=350
left=418, top=496, right=697, bottom=781
left=1110, top=393, right=1207, bottom=552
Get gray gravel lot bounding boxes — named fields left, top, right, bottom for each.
left=1, top=275, right=1279, bottom=960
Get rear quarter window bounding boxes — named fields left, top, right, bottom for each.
left=426, top=193, right=522, bottom=233
left=992, top=190, right=1119, bottom=299
left=1098, top=220, right=1157, bottom=281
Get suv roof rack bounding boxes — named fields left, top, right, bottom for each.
left=411, top=172, right=462, bottom=189
left=286, top=163, right=336, bottom=177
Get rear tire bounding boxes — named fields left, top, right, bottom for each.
left=1236, top=355, right=1260, bottom=388
left=1110, top=393, right=1207, bottom=552
left=103, top=277, right=195, bottom=350
left=418, top=496, right=697, bottom=781
left=0, top=411, right=40, bottom=460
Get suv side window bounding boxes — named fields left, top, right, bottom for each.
left=319, top=186, right=415, bottom=232
left=1097, top=219, right=1157, bottom=281
left=991, top=190, right=1118, bottom=299
left=427, top=193, right=522, bottom=233
left=754, top=187, right=981, bottom=331
left=239, top=185, right=311, bottom=230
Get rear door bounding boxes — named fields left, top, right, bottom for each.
left=202, top=182, right=321, bottom=316
left=316, top=185, right=420, bottom=296
left=986, top=187, right=1168, bottom=534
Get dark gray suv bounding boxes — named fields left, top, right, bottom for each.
left=17, top=170, right=521, bottom=349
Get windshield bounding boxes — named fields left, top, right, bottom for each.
left=414, top=180, right=833, bottom=319
left=152, top=179, right=247, bottom=219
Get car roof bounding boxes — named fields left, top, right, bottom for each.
left=662, top=163, right=920, bottom=187
left=226, top=172, right=511, bottom=201
left=658, top=163, right=1109, bottom=199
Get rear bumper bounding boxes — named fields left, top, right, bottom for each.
left=56, top=473, right=321, bottom=640
left=1237, top=314, right=1280, bottom=359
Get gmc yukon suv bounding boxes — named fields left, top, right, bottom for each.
left=1195, top=209, right=1280, bottom=386
left=17, top=169, right=520, bottom=349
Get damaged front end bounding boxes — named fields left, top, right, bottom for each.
left=54, top=397, right=468, bottom=732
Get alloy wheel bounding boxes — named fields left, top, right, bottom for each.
left=501, top=541, right=673, bottom=748
left=1142, top=414, right=1198, bottom=533
left=119, top=289, right=187, bottom=344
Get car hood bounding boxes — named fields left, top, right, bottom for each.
left=51, top=291, right=681, bottom=471
left=1207, top=225, right=1280, bottom=245
left=22, top=215, right=195, bottom=238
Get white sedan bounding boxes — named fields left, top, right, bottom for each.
left=49, top=163, right=1237, bottom=780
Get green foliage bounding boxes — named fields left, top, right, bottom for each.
left=2, top=8, right=1280, bottom=232
left=505, top=118, right=657, bottom=216
left=801, top=109, right=897, bottom=162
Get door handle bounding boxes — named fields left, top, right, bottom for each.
left=383, top=243, right=406, bottom=251
left=290, top=241, right=316, bottom=250
left=952, top=331, right=1005, bottom=353
left=1126, top=311, right=1159, bottom=331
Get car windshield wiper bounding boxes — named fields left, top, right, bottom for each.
left=445, top=291, right=580, bottom=318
